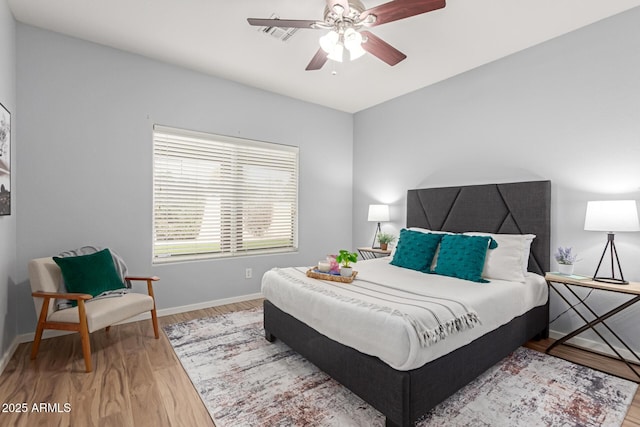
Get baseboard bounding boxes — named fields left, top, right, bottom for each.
left=15, top=292, right=264, bottom=345
left=549, top=329, right=639, bottom=363
left=0, top=336, right=21, bottom=375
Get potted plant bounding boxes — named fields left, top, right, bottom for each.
left=377, top=232, right=396, bottom=251
left=555, top=246, right=578, bottom=275
left=336, top=249, right=358, bottom=277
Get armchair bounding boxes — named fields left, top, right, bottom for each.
left=28, top=256, right=159, bottom=372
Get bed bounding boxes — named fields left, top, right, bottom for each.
left=262, top=180, right=551, bottom=427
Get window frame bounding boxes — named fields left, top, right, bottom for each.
left=152, top=125, right=299, bottom=264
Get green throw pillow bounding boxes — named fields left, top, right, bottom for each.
left=390, top=229, right=444, bottom=272
left=433, top=234, right=498, bottom=283
left=53, top=248, right=125, bottom=302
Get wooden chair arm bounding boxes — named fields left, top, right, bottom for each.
left=32, top=290, right=92, bottom=301
left=125, top=276, right=159, bottom=299
left=125, top=276, right=160, bottom=282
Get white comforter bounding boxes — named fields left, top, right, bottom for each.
left=261, top=258, right=548, bottom=371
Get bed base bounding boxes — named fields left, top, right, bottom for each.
left=264, top=298, right=549, bottom=427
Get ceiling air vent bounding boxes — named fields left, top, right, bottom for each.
left=257, top=14, right=298, bottom=42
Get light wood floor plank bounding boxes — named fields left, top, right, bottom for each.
left=155, top=365, right=216, bottom=427
left=1, top=298, right=637, bottom=426
left=624, top=390, right=640, bottom=427
left=124, top=350, right=171, bottom=427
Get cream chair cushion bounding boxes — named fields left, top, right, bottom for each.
left=48, top=293, right=153, bottom=332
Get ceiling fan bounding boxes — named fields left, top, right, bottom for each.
left=247, top=0, right=446, bottom=71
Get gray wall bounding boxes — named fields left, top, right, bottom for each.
left=15, top=24, right=353, bottom=334
left=0, top=0, right=17, bottom=358
left=353, top=7, right=640, bottom=350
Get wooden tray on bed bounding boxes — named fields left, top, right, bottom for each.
left=306, top=268, right=358, bottom=283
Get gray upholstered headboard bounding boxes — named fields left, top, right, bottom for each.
left=406, top=180, right=551, bottom=275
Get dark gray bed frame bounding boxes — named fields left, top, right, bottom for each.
left=264, top=180, right=551, bottom=427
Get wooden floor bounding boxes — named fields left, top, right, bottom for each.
left=0, top=298, right=637, bottom=427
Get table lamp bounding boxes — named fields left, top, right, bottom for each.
left=368, top=204, right=389, bottom=249
left=584, top=200, right=640, bottom=284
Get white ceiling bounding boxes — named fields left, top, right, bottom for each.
left=8, top=0, right=640, bottom=113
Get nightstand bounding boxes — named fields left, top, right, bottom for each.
left=545, top=272, right=640, bottom=381
left=357, top=247, right=391, bottom=260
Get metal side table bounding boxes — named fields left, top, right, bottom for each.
left=545, top=272, right=640, bottom=381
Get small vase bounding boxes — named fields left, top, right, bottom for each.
left=380, top=243, right=388, bottom=251
left=558, top=264, right=574, bottom=275
left=340, top=267, right=353, bottom=277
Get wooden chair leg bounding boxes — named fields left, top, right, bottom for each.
left=31, top=298, right=50, bottom=360
left=150, top=308, right=159, bottom=339
left=146, top=279, right=160, bottom=339
left=77, top=300, right=92, bottom=372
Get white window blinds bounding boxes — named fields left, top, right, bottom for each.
left=153, top=125, right=298, bottom=263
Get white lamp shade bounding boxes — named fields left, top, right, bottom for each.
left=343, top=28, right=361, bottom=48
left=584, top=200, right=640, bottom=232
left=347, top=43, right=366, bottom=60
left=319, top=30, right=339, bottom=54
left=368, top=204, right=390, bottom=222
left=327, top=43, right=344, bottom=62
left=344, top=28, right=366, bottom=60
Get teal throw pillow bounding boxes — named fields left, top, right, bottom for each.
left=53, top=248, right=125, bottom=303
left=390, top=229, right=443, bottom=272
left=433, top=234, right=498, bottom=283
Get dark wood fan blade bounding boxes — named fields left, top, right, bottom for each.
left=247, top=18, right=319, bottom=29
left=360, top=31, right=406, bottom=66
left=327, top=0, right=350, bottom=16
left=361, top=0, right=445, bottom=27
left=306, top=48, right=329, bottom=71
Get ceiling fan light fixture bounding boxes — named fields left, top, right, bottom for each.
left=361, top=13, right=376, bottom=26
left=343, top=28, right=362, bottom=47
left=347, top=43, right=366, bottom=60
left=327, top=43, right=344, bottom=62
left=319, top=30, right=339, bottom=53
left=343, top=28, right=365, bottom=60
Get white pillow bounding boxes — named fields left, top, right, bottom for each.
left=463, top=232, right=536, bottom=283
left=390, top=227, right=451, bottom=261
left=407, top=227, right=453, bottom=235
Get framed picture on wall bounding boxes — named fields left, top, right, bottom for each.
left=0, top=101, right=10, bottom=216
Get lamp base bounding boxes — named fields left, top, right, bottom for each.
left=591, top=233, right=629, bottom=286
left=371, top=222, right=382, bottom=249
left=593, top=276, right=629, bottom=285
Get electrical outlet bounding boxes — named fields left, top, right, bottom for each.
left=245, top=268, right=252, bottom=279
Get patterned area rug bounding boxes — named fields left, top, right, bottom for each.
left=164, top=308, right=638, bottom=427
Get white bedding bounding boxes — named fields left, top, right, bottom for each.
left=261, top=257, right=548, bottom=371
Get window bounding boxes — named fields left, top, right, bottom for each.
left=153, top=125, right=298, bottom=263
